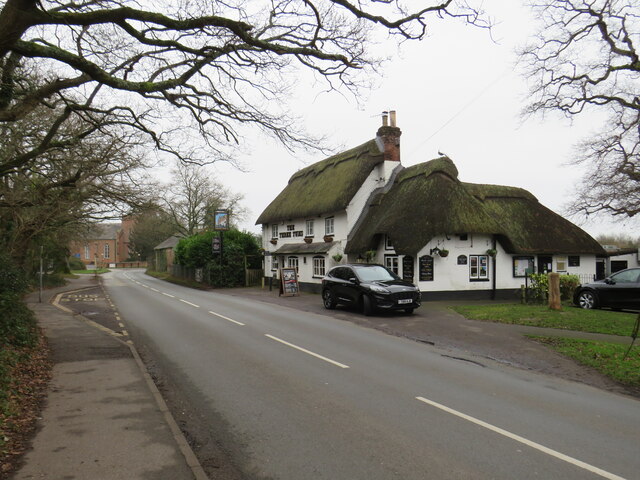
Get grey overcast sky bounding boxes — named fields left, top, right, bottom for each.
left=191, top=0, right=637, bottom=240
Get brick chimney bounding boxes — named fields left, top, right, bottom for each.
left=376, top=110, right=401, bottom=162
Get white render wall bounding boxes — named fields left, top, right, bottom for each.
left=371, top=233, right=600, bottom=292
left=346, top=160, right=400, bottom=232
left=261, top=212, right=348, bottom=282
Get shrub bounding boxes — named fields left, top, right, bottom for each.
left=68, top=256, right=86, bottom=271
left=559, top=275, right=580, bottom=301
left=526, top=273, right=581, bottom=304
left=174, top=229, right=262, bottom=287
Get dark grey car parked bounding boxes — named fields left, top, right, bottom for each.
left=321, top=264, right=421, bottom=315
left=573, top=267, right=640, bottom=310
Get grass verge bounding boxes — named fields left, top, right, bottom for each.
left=71, top=268, right=110, bottom=274
left=145, top=270, right=211, bottom=290
left=530, top=337, right=640, bottom=389
left=450, top=304, right=637, bottom=336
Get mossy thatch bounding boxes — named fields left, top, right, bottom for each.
left=256, top=140, right=383, bottom=225
left=347, top=157, right=604, bottom=256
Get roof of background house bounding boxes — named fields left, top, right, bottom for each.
left=86, top=223, right=122, bottom=240
left=255, top=139, right=384, bottom=225
left=154, top=235, right=183, bottom=250
left=346, top=157, right=604, bottom=256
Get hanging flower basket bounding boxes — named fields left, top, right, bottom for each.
left=439, top=249, right=449, bottom=258
left=486, top=248, right=497, bottom=257
left=323, top=235, right=334, bottom=243
left=269, top=238, right=278, bottom=245
left=304, top=237, right=313, bottom=244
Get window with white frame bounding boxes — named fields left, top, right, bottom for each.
left=306, top=219, right=314, bottom=237
left=287, top=256, right=299, bottom=272
left=385, top=255, right=399, bottom=275
left=84, top=245, right=90, bottom=260
left=104, top=243, right=110, bottom=259
left=271, top=224, right=278, bottom=238
left=385, top=235, right=394, bottom=250
left=325, top=217, right=334, bottom=236
left=469, top=255, right=489, bottom=281
left=313, top=256, right=325, bottom=277
left=271, top=255, right=279, bottom=271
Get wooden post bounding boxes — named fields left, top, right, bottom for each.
left=548, top=272, right=562, bottom=311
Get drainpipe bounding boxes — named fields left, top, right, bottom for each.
left=491, top=236, right=497, bottom=300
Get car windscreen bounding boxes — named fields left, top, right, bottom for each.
left=353, top=265, right=397, bottom=282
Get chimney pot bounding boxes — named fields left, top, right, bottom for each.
left=382, top=111, right=389, bottom=127
left=390, top=110, right=397, bottom=127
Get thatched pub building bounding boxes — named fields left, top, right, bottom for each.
left=256, top=112, right=604, bottom=299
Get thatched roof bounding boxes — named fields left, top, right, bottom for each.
left=256, top=139, right=384, bottom=225
left=347, top=157, right=604, bottom=256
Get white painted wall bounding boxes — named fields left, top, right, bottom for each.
left=371, top=233, right=600, bottom=293
left=346, top=160, right=400, bottom=233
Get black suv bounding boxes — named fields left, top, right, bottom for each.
left=573, top=267, right=640, bottom=310
left=321, top=264, right=421, bottom=315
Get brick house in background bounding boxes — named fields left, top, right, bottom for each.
left=69, top=219, right=136, bottom=266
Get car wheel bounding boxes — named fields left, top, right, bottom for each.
left=322, top=289, right=337, bottom=309
left=404, top=308, right=414, bottom=315
left=577, top=290, right=598, bottom=309
left=362, top=295, right=374, bottom=316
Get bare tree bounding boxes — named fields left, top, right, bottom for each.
left=519, top=0, right=640, bottom=219
left=0, top=100, right=153, bottom=265
left=163, top=163, right=246, bottom=236
left=0, top=0, right=489, bottom=173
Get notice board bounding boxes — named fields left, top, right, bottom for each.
left=279, top=268, right=299, bottom=297
left=419, top=255, right=434, bottom=282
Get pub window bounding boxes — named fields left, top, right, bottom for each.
left=385, top=235, right=394, bottom=250
left=325, top=217, right=334, bottom=235
left=458, top=233, right=468, bottom=241
left=469, top=255, right=489, bottom=281
left=271, top=224, right=278, bottom=238
left=568, top=255, right=580, bottom=267
left=384, top=255, right=399, bottom=274
left=272, top=255, right=279, bottom=271
left=306, top=219, right=314, bottom=237
left=313, top=256, right=325, bottom=277
left=287, top=256, right=299, bottom=273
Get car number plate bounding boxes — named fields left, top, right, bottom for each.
left=398, top=298, right=412, bottom=305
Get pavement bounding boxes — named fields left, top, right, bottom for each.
left=12, top=272, right=638, bottom=480
left=14, top=274, right=207, bottom=480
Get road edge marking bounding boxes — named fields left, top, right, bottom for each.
left=265, top=334, right=350, bottom=369
left=415, top=396, right=626, bottom=480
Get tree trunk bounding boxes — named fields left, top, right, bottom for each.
left=548, top=272, right=562, bottom=311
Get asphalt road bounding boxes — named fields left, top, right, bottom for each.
left=103, top=269, right=640, bottom=480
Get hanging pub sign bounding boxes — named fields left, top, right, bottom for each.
left=279, top=268, right=299, bottom=297
left=214, top=209, right=230, bottom=231
left=212, top=235, right=221, bottom=254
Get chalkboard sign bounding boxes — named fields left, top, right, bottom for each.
left=419, top=255, right=434, bottom=282
left=402, top=256, right=414, bottom=282
left=279, top=268, right=299, bottom=296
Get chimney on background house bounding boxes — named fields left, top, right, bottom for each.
left=376, top=110, right=401, bottom=162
